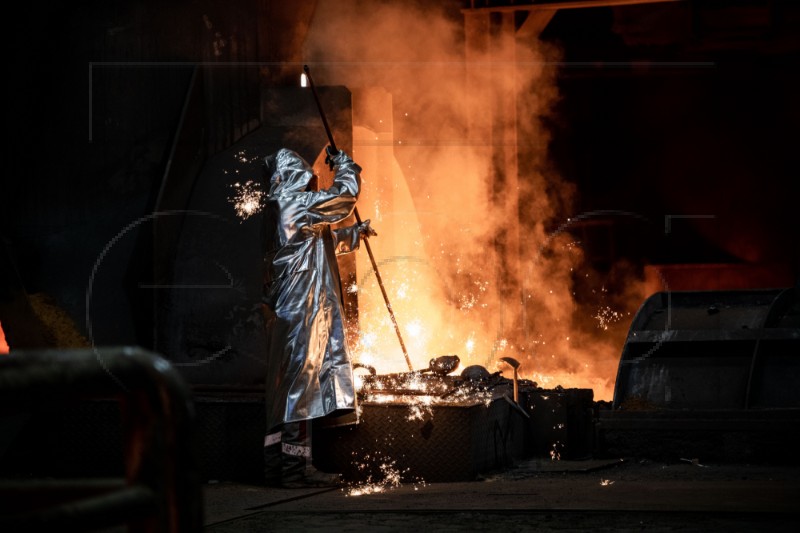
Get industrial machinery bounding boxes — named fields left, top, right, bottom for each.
left=599, top=287, right=800, bottom=462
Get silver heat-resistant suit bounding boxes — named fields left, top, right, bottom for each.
left=262, top=148, right=370, bottom=485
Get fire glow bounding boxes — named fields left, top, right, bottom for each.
left=212, top=1, right=647, bottom=411
left=299, top=1, right=650, bottom=402
left=0, top=320, right=9, bottom=354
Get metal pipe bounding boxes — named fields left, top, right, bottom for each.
left=0, top=348, right=202, bottom=532
left=302, top=65, right=414, bottom=372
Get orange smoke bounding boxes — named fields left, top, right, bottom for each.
left=305, top=1, right=646, bottom=401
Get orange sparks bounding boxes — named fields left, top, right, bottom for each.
left=345, top=455, right=425, bottom=497
left=228, top=180, right=265, bottom=220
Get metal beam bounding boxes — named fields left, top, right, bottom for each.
left=463, top=0, right=685, bottom=14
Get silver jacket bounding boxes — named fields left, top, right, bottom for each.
left=262, top=148, right=362, bottom=429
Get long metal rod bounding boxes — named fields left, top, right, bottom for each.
left=302, top=65, right=414, bottom=372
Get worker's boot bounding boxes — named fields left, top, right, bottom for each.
left=280, top=421, right=341, bottom=489
left=263, top=426, right=283, bottom=488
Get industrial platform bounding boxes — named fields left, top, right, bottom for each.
left=203, top=458, right=800, bottom=532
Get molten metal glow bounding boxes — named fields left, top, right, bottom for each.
left=0, top=320, right=9, bottom=354
left=465, top=336, right=475, bottom=355
left=234, top=131, right=623, bottom=406
left=303, top=0, right=648, bottom=406
left=359, top=386, right=495, bottom=423
left=405, top=319, right=423, bottom=338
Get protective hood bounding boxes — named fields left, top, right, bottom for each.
left=264, top=148, right=314, bottom=195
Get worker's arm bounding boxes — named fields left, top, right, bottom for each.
left=332, top=219, right=377, bottom=255
left=306, top=149, right=361, bottom=225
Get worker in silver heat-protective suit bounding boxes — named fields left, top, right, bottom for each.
left=261, top=147, right=375, bottom=488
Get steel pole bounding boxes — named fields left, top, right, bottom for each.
left=303, top=65, right=414, bottom=372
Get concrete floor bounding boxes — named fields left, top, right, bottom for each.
left=203, top=458, right=800, bottom=532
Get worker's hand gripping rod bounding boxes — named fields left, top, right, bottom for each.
left=303, top=65, right=414, bottom=372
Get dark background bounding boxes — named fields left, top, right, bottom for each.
left=543, top=2, right=799, bottom=269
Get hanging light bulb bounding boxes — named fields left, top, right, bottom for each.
left=300, top=72, right=309, bottom=88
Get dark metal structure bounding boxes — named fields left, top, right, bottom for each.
left=599, top=288, right=800, bottom=462
left=315, top=397, right=528, bottom=483
left=613, top=288, right=800, bottom=410
left=0, top=348, right=201, bottom=532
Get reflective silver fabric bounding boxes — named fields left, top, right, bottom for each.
left=263, top=148, right=362, bottom=428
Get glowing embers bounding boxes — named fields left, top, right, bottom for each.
left=228, top=180, right=266, bottom=221
left=594, top=305, right=624, bottom=331
left=550, top=441, right=563, bottom=461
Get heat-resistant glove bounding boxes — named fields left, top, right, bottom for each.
left=324, top=145, right=339, bottom=170
left=358, top=219, right=377, bottom=239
